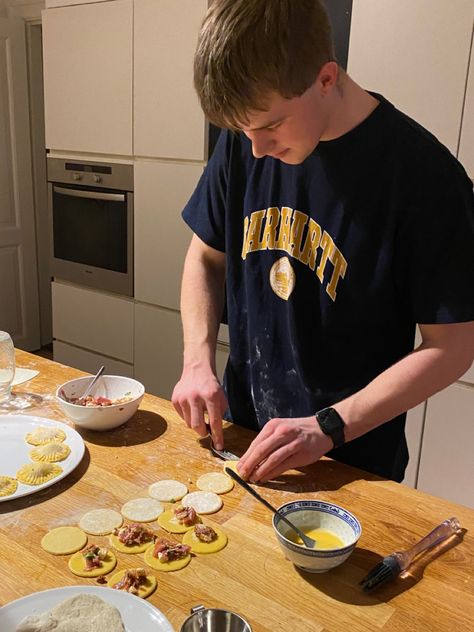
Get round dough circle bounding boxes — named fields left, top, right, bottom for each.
left=79, top=509, right=123, bottom=535
left=25, top=426, right=66, bottom=445
left=157, top=508, right=201, bottom=534
left=182, top=525, right=228, bottom=554
left=16, top=462, right=62, bottom=486
left=107, top=569, right=157, bottom=598
left=148, top=479, right=188, bottom=502
left=223, top=460, right=241, bottom=475
left=109, top=532, right=154, bottom=554
left=197, top=472, right=234, bottom=494
left=121, top=498, right=164, bottom=522
left=41, top=526, right=87, bottom=555
left=68, top=548, right=117, bottom=577
left=0, top=475, right=18, bottom=497
left=182, top=491, right=223, bottom=514
left=143, top=544, right=191, bottom=572
left=29, top=442, right=71, bottom=463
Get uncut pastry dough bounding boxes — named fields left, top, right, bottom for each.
left=143, top=543, right=191, bottom=572
left=30, top=442, right=71, bottom=463
left=0, top=475, right=18, bottom=497
left=79, top=509, right=123, bottom=535
left=41, top=526, right=87, bottom=555
left=16, top=462, right=62, bottom=486
left=182, top=524, right=228, bottom=554
left=68, top=549, right=117, bottom=577
left=148, top=479, right=188, bottom=502
left=120, top=498, right=163, bottom=522
left=197, top=472, right=234, bottom=494
left=15, top=593, right=126, bottom=632
left=182, top=491, right=223, bottom=514
left=157, top=508, right=201, bottom=534
left=25, top=426, right=66, bottom=446
left=107, top=569, right=157, bottom=598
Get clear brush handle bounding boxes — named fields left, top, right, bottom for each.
left=394, top=517, right=461, bottom=572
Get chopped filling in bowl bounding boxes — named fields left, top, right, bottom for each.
left=60, top=388, right=133, bottom=407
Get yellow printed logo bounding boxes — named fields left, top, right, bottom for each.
left=242, top=206, right=347, bottom=301
left=270, top=256, right=296, bottom=300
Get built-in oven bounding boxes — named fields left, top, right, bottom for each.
left=48, top=158, right=134, bottom=297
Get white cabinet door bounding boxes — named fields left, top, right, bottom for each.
left=402, top=402, right=426, bottom=488
left=42, top=0, right=133, bottom=155
left=53, top=340, right=134, bottom=377
left=134, top=302, right=183, bottom=400
left=458, top=31, right=474, bottom=179
left=417, top=382, right=474, bottom=508
left=348, top=0, right=474, bottom=155
left=134, top=0, right=207, bottom=160
left=134, top=160, right=203, bottom=310
left=46, top=1, right=111, bottom=7
left=52, top=281, right=134, bottom=362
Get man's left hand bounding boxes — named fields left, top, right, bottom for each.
left=237, top=416, right=334, bottom=482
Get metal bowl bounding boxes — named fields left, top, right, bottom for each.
left=180, top=605, right=252, bottom=632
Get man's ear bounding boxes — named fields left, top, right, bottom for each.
left=317, top=61, right=339, bottom=95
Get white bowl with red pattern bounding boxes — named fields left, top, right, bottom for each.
left=56, top=375, right=145, bottom=431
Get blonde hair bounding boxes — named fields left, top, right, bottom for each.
left=194, top=0, right=335, bottom=129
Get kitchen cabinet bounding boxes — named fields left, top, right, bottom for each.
left=348, top=0, right=474, bottom=156
left=52, top=281, right=134, bottom=363
left=417, top=382, right=474, bottom=508
left=45, top=1, right=111, bottom=8
left=134, top=160, right=204, bottom=310
left=134, top=302, right=228, bottom=400
left=133, top=0, right=207, bottom=160
left=53, top=340, right=134, bottom=377
left=42, top=0, right=132, bottom=155
left=458, top=33, right=474, bottom=179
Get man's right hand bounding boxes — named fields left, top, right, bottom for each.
left=172, top=363, right=228, bottom=450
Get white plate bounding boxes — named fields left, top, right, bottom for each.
left=0, top=586, right=175, bottom=632
left=0, top=414, right=85, bottom=502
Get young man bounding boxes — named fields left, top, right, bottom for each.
left=172, top=0, right=474, bottom=483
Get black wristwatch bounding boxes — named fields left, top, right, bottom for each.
left=315, top=407, right=346, bottom=449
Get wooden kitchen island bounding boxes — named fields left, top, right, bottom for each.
left=1, top=350, right=473, bottom=631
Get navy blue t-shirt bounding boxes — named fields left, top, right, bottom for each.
left=182, top=95, right=474, bottom=482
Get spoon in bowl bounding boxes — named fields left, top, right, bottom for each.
left=78, top=365, right=105, bottom=404
left=224, top=466, right=317, bottom=549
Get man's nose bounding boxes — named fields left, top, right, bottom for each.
left=247, top=131, right=274, bottom=158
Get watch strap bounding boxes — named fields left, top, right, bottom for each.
left=315, top=407, right=346, bottom=449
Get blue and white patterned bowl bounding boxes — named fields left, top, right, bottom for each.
left=272, top=500, right=361, bottom=573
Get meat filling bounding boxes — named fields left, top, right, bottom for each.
left=153, top=537, right=191, bottom=562
left=113, top=523, right=154, bottom=546
left=81, top=544, right=108, bottom=570
left=112, top=568, right=148, bottom=594
left=194, top=524, right=217, bottom=543
left=173, top=505, right=197, bottom=526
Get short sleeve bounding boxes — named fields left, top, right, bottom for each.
left=397, top=154, right=474, bottom=324
left=181, top=129, right=232, bottom=252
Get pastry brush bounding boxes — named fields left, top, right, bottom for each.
left=360, top=516, right=462, bottom=592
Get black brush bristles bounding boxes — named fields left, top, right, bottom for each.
left=360, top=555, right=402, bottom=592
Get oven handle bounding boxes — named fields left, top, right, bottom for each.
left=53, top=185, right=125, bottom=202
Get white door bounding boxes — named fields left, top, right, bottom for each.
left=0, top=17, right=41, bottom=350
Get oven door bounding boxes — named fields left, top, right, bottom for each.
left=49, top=183, right=133, bottom=296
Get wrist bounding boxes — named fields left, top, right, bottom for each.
left=315, top=407, right=346, bottom=449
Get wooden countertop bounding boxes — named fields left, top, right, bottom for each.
left=1, top=350, right=473, bottom=631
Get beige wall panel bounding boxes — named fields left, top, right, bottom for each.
left=134, top=0, right=207, bottom=160
left=458, top=34, right=474, bottom=178
left=42, top=0, right=132, bottom=154
left=417, top=382, right=474, bottom=508
left=134, top=160, right=203, bottom=310
left=348, top=0, right=474, bottom=155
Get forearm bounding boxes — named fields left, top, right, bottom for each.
left=334, top=325, right=474, bottom=442
left=180, top=237, right=226, bottom=372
